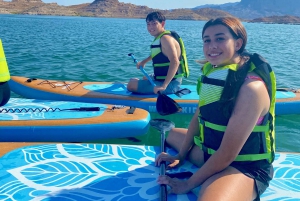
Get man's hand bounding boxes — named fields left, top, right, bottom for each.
left=154, top=86, right=166, bottom=94
left=136, top=61, right=145, bottom=69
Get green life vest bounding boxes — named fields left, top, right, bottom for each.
left=195, top=53, right=276, bottom=163
left=0, top=39, right=10, bottom=82
left=150, top=30, right=189, bottom=80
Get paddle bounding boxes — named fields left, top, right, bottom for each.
left=150, top=118, right=175, bottom=201
left=128, top=53, right=182, bottom=116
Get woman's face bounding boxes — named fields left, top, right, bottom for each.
left=202, top=24, right=242, bottom=66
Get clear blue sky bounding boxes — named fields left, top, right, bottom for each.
left=42, top=0, right=239, bottom=9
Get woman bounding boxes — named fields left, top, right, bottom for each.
left=155, top=17, right=276, bottom=201
left=0, top=39, right=11, bottom=107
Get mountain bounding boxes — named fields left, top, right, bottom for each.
left=199, top=0, right=300, bottom=19
left=249, top=15, right=300, bottom=25
left=193, top=2, right=239, bottom=9
left=0, top=0, right=235, bottom=20
left=1, top=0, right=299, bottom=22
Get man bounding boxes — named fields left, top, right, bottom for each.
left=127, top=11, right=189, bottom=94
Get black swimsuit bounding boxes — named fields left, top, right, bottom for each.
left=204, top=152, right=273, bottom=201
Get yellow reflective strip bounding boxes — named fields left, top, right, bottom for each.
left=154, top=62, right=169, bottom=67
left=195, top=134, right=271, bottom=161
left=252, top=125, right=269, bottom=132
left=151, top=49, right=161, bottom=58
left=174, top=73, right=184, bottom=78
left=204, top=121, right=269, bottom=132
left=194, top=136, right=202, bottom=147
left=203, top=147, right=271, bottom=161
left=155, top=74, right=184, bottom=79
left=234, top=153, right=271, bottom=161
left=0, top=58, right=6, bottom=62
left=153, top=60, right=184, bottom=67
left=205, top=122, right=226, bottom=132
left=199, top=117, right=204, bottom=143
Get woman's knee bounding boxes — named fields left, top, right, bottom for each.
left=166, top=128, right=187, bottom=151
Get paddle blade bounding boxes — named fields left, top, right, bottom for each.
left=150, top=118, right=175, bottom=132
left=156, top=93, right=182, bottom=116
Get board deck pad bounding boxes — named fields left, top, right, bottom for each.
left=0, top=144, right=299, bottom=200
left=1, top=98, right=105, bottom=120
left=0, top=98, right=150, bottom=142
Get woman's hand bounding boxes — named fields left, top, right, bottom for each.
left=157, top=175, right=192, bottom=194
left=155, top=152, right=183, bottom=169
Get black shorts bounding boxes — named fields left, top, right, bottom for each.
left=0, top=81, right=11, bottom=106
left=204, top=152, right=273, bottom=200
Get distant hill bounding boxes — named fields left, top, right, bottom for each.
left=0, top=0, right=235, bottom=20
left=1, top=0, right=299, bottom=23
left=198, top=0, right=300, bottom=19
left=193, top=2, right=239, bottom=10
left=249, top=15, right=300, bottom=25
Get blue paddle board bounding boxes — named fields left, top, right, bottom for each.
left=0, top=98, right=150, bottom=142
left=9, top=76, right=300, bottom=115
left=0, top=143, right=299, bottom=200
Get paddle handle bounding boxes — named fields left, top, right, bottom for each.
left=160, top=179, right=167, bottom=201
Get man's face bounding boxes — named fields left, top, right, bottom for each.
left=147, top=20, right=164, bottom=37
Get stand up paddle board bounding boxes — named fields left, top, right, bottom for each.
left=0, top=98, right=150, bottom=142
left=8, top=76, right=300, bottom=115
left=0, top=143, right=298, bottom=200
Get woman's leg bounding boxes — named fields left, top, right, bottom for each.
left=166, top=128, right=204, bottom=167
left=198, top=166, right=257, bottom=201
left=127, top=78, right=139, bottom=92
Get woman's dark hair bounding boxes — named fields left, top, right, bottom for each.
left=202, top=17, right=251, bottom=118
left=146, top=11, right=166, bottom=23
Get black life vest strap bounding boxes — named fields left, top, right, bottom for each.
left=200, top=75, right=226, bottom=87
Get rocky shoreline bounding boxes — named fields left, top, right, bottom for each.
left=249, top=15, right=300, bottom=25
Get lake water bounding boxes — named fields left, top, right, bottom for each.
left=1, top=14, right=300, bottom=152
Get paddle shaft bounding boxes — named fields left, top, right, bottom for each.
left=128, top=53, right=157, bottom=86
left=160, top=130, right=167, bottom=201
left=128, top=53, right=181, bottom=116
left=139, top=67, right=156, bottom=87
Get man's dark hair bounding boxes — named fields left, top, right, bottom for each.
left=146, top=11, right=166, bottom=23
